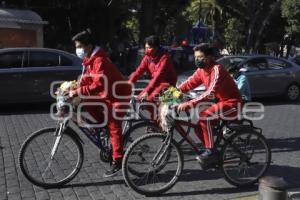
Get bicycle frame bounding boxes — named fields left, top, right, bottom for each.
left=171, top=115, right=256, bottom=163
left=54, top=96, right=148, bottom=152
left=170, top=115, right=230, bottom=155
left=57, top=111, right=108, bottom=151
left=173, top=120, right=202, bottom=154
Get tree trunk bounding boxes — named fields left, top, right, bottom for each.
left=245, top=0, right=259, bottom=53
left=139, top=0, right=156, bottom=44
left=253, top=0, right=281, bottom=52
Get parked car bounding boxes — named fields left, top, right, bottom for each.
left=0, top=48, right=82, bottom=104
left=177, top=55, right=300, bottom=101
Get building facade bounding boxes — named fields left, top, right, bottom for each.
left=0, top=8, right=47, bottom=48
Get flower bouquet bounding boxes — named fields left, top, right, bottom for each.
left=159, top=86, right=183, bottom=132
left=56, top=80, right=81, bottom=106
left=56, top=80, right=78, bottom=95
left=160, top=86, right=182, bottom=105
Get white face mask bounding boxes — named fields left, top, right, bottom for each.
left=76, top=48, right=86, bottom=59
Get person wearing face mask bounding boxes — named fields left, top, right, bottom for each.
left=128, top=35, right=177, bottom=103
left=177, top=43, right=242, bottom=169
left=69, top=30, right=132, bottom=177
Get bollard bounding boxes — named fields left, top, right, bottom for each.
left=258, top=176, right=288, bottom=200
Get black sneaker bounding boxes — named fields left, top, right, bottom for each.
left=103, top=161, right=122, bottom=178
left=196, top=149, right=219, bottom=169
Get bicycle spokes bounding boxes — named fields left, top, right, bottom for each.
left=221, top=131, right=271, bottom=186
left=124, top=134, right=182, bottom=194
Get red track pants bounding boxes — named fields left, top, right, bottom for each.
left=197, top=101, right=240, bottom=149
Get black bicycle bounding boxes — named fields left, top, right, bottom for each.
left=18, top=93, right=157, bottom=188
left=122, top=105, right=271, bottom=196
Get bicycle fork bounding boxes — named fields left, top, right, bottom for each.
left=150, top=133, right=172, bottom=168
left=50, top=122, right=65, bottom=159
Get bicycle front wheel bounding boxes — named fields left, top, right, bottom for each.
left=19, top=127, right=84, bottom=188
left=221, top=130, right=271, bottom=187
left=122, top=133, right=183, bottom=196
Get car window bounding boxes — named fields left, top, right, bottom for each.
left=267, top=58, right=289, bottom=70
left=0, top=52, right=24, bottom=69
left=28, top=51, right=59, bottom=67
left=59, top=55, right=73, bottom=66
left=217, top=57, right=246, bottom=69
left=244, top=58, right=268, bottom=71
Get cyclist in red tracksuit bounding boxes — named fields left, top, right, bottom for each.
left=69, top=30, right=131, bottom=177
left=129, top=35, right=177, bottom=101
left=177, top=44, right=242, bottom=168
left=129, top=35, right=177, bottom=119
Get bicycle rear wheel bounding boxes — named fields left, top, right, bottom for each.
left=19, top=127, right=83, bottom=188
left=221, top=130, right=271, bottom=187
left=123, top=121, right=161, bottom=147
left=122, top=133, right=183, bottom=196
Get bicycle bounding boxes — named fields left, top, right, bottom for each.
left=122, top=103, right=271, bottom=196
left=18, top=93, right=156, bottom=188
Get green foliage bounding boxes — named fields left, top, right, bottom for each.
left=182, top=0, right=201, bottom=24
left=124, top=16, right=140, bottom=43
left=224, top=18, right=245, bottom=53
left=182, top=0, right=222, bottom=26
left=281, top=0, right=300, bottom=34
left=9, top=0, right=298, bottom=54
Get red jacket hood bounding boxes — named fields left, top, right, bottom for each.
left=83, top=48, right=108, bottom=66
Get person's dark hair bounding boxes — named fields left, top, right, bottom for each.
left=227, top=64, right=239, bottom=73
left=193, top=43, right=214, bottom=56
left=227, top=64, right=241, bottom=78
left=72, top=29, right=94, bottom=46
left=144, top=35, right=160, bottom=48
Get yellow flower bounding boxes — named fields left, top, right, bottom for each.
left=173, top=91, right=181, bottom=98
left=168, top=86, right=175, bottom=92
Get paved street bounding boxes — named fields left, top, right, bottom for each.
left=0, top=99, right=300, bottom=200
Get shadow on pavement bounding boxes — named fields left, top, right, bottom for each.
left=267, top=165, right=300, bottom=188
left=158, top=185, right=257, bottom=197
left=159, top=165, right=300, bottom=197
left=0, top=102, right=51, bottom=115
left=179, top=168, right=223, bottom=182
left=268, top=137, right=300, bottom=153
left=51, top=179, right=124, bottom=189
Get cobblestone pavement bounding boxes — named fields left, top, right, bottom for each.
left=0, top=100, right=299, bottom=200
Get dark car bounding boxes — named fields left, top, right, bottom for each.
left=0, top=48, right=82, bottom=104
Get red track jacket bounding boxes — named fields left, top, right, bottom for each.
left=77, top=47, right=131, bottom=103
left=129, top=50, right=177, bottom=95
left=179, top=62, right=242, bottom=106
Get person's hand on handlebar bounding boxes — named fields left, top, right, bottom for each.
left=138, top=92, right=148, bottom=102
left=176, top=103, right=191, bottom=112
left=68, top=90, right=78, bottom=98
